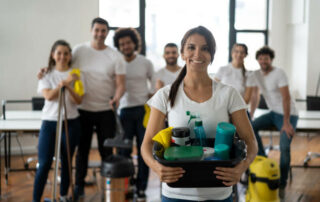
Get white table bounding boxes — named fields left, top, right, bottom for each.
left=0, top=120, right=41, bottom=132
left=1, top=110, right=42, bottom=120
left=298, top=110, right=320, bottom=120
left=0, top=111, right=42, bottom=185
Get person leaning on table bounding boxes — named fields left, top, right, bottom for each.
left=141, top=26, right=258, bottom=202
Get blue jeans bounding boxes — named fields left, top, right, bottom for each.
left=252, top=111, right=298, bottom=187
left=118, top=106, right=149, bottom=192
left=161, top=195, right=233, bottom=202
left=33, top=118, right=80, bottom=202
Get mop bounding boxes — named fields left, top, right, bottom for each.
left=45, top=87, right=74, bottom=202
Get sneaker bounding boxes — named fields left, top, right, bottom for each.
left=74, top=185, right=85, bottom=201
left=134, top=190, right=146, bottom=202
left=279, top=187, right=285, bottom=199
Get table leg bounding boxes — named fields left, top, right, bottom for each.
left=4, top=132, right=8, bottom=185
left=0, top=134, right=2, bottom=196
left=8, top=132, right=11, bottom=169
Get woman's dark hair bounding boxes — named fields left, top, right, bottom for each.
left=113, top=28, right=141, bottom=53
left=48, top=40, right=72, bottom=72
left=232, top=43, right=248, bottom=85
left=255, top=46, right=275, bottom=60
left=168, top=26, right=216, bottom=107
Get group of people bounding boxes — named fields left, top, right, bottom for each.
left=33, top=16, right=298, bottom=202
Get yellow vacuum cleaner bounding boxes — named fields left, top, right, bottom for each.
left=246, top=156, right=280, bottom=202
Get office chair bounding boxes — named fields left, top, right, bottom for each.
left=258, top=94, right=268, bottom=110
left=32, top=97, right=45, bottom=111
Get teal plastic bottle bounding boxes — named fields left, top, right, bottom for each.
left=193, top=119, right=207, bottom=146
left=214, top=122, right=236, bottom=149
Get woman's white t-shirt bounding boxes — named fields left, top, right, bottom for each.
left=147, top=80, right=247, bottom=201
left=37, top=69, right=82, bottom=121
left=215, top=63, right=255, bottom=97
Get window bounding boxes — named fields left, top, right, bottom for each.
left=99, top=0, right=269, bottom=71
left=230, top=0, right=269, bottom=70
left=235, top=0, right=267, bottom=30
left=237, top=32, right=265, bottom=70
left=145, top=0, right=229, bottom=73
left=99, top=0, right=140, bottom=27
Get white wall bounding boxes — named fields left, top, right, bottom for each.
left=269, top=0, right=320, bottom=99
left=0, top=0, right=99, bottom=112
left=307, top=0, right=320, bottom=95
left=0, top=0, right=99, bottom=154
left=268, top=0, right=288, bottom=72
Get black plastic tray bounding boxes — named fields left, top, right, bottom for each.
left=153, top=138, right=246, bottom=187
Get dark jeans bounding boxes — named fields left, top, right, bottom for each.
left=33, top=118, right=80, bottom=202
left=252, top=111, right=298, bottom=187
left=161, top=195, right=233, bottom=202
left=75, top=109, right=115, bottom=187
left=118, top=106, right=149, bottom=192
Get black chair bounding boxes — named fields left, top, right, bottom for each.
left=258, top=94, right=268, bottom=110
left=31, top=97, right=45, bottom=111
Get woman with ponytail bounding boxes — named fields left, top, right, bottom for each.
left=141, top=26, right=257, bottom=202
left=215, top=43, right=254, bottom=105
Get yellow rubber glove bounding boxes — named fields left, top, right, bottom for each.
left=143, top=104, right=151, bottom=128
left=70, top=68, right=84, bottom=96
left=152, top=127, right=173, bottom=149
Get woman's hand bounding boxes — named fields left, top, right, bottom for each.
left=281, top=120, right=295, bottom=138
left=58, top=80, right=68, bottom=88
left=66, top=73, right=79, bottom=84
left=214, top=160, right=247, bottom=186
left=153, top=161, right=185, bottom=183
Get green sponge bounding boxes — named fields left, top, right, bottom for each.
left=164, top=146, right=203, bottom=161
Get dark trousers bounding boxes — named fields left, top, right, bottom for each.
left=33, top=118, right=80, bottom=202
left=252, top=111, right=298, bottom=188
left=118, top=106, right=149, bottom=192
left=75, top=109, right=115, bottom=187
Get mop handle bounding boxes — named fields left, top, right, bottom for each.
left=62, top=90, right=75, bottom=201
left=51, top=87, right=65, bottom=201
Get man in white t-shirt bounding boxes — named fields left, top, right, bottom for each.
left=71, top=18, right=126, bottom=199
left=250, top=46, right=298, bottom=199
left=113, top=27, right=155, bottom=201
left=155, top=43, right=182, bottom=91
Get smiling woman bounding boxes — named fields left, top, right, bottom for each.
left=141, top=26, right=258, bottom=202
left=181, top=34, right=212, bottom=73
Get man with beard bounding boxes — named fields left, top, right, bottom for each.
left=72, top=17, right=126, bottom=200
left=113, top=27, right=155, bottom=202
left=155, top=43, right=182, bottom=91
left=250, top=46, right=298, bottom=200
